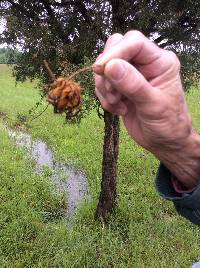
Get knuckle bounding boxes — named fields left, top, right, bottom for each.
left=165, top=50, right=181, bottom=70
left=104, top=80, right=113, bottom=92
left=125, top=30, right=144, bottom=39
left=151, top=104, right=168, bottom=117
left=105, top=33, right=123, bottom=51
left=95, top=88, right=102, bottom=101
left=183, top=124, right=192, bottom=137
left=95, top=88, right=111, bottom=111
left=101, top=100, right=111, bottom=111
left=179, top=116, right=192, bottom=137
left=111, top=32, right=123, bottom=39
left=95, top=75, right=105, bottom=89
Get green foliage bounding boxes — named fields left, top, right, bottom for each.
left=0, top=0, right=199, bottom=91
left=0, top=47, right=20, bottom=64
left=0, top=48, right=6, bottom=63
left=178, top=52, right=200, bottom=90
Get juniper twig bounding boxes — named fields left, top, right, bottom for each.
left=43, top=60, right=56, bottom=81
left=68, top=66, right=93, bottom=80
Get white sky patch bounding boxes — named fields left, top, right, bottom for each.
left=0, top=18, right=6, bottom=33
left=0, top=18, right=7, bottom=48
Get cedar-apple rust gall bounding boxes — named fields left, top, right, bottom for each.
left=43, top=60, right=92, bottom=114
left=48, top=78, right=81, bottom=113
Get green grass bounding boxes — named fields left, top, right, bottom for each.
left=0, top=64, right=200, bottom=267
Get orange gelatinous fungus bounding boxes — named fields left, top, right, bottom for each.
left=48, top=77, right=82, bottom=113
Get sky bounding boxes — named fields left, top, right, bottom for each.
left=0, top=18, right=5, bottom=33
left=0, top=25, right=4, bottom=33
left=0, top=19, right=6, bottom=48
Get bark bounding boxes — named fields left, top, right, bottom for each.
left=95, top=0, right=121, bottom=221
left=95, top=111, right=119, bottom=221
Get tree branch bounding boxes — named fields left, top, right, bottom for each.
left=40, top=0, right=69, bottom=43
left=5, top=0, right=37, bottom=19
left=73, top=0, right=105, bottom=42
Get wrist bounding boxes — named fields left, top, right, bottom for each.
left=153, top=129, right=200, bottom=189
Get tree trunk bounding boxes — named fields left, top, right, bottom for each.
left=95, top=111, right=119, bottom=221
left=95, top=0, right=123, bottom=221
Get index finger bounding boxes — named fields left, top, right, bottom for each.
left=93, top=30, right=162, bottom=75
left=104, top=33, right=123, bottom=52
left=95, top=33, right=123, bottom=64
left=95, top=33, right=123, bottom=91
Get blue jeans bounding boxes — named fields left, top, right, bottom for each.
left=192, top=261, right=200, bottom=268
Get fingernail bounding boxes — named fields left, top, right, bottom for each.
left=109, top=62, right=126, bottom=81
left=92, top=63, right=105, bottom=75
left=105, top=80, right=112, bottom=92
left=107, top=93, right=120, bottom=105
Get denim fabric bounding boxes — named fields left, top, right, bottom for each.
left=156, top=164, right=200, bottom=225
left=192, top=261, right=200, bottom=268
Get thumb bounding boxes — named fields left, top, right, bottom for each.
left=104, top=59, right=158, bottom=104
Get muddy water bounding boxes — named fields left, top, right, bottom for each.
left=8, top=129, right=89, bottom=219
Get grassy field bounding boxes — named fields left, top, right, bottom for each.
left=0, top=64, right=200, bottom=267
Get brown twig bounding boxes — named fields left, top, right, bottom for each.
left=68, top=66, right=93, bottom=80
left=43, top=60, right=56, bottom=81
left=43, top=60, right=92, bottom=82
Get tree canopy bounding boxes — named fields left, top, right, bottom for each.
left=0, top=47, right=20, bottom=63
left=0, top=0, right=199, bottom=88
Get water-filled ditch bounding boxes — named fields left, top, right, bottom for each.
left=8, top=129, right=89, bottom=220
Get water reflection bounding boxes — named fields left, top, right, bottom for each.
left=8, top=129, right=89, bottom=219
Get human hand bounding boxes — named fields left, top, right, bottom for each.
left=93, top=31, right=200, bottom=188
